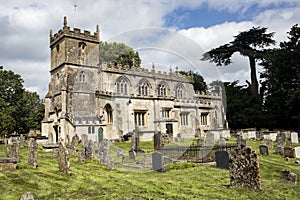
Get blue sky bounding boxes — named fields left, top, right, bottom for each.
left=0, top=0, right=300, bottom=97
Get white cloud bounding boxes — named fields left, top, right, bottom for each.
left=1, top=0, right=300, bottom=97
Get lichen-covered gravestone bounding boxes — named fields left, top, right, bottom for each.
left=229, top=147, right=261, bottom=190
left=58, top=140, right=70, bottom=173
left=85, top=139, right=94, bottom=160
left=20, top=192, right=34, bottom=200
left=28, top=138, right=38, bottom=168
left=19, top=134, right=25, bottom=148
left=12, top=139, right=19, bottom=160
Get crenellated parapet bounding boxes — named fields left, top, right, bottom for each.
left=50, top=16, right=99, bottom=47
left=100, top=63, right=194, bottom=83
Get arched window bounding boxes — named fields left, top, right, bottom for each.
left=79, top=71, right=85, bottom=82
left=104, top=104, right=113, bottom=123
left=138, top=79, right=150, bottom=96
left=78, top=42, right=86, bottom=64
left=158, top=84, right=167, bottom=97
left=175, top=84, right=185, bottom=98
left=116, top=76, right=130, bottom=95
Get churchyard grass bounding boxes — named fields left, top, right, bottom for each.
left=0, top=139, right=300, bottom=200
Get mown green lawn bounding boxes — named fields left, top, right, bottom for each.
left=0, top=139, right=299, bottom=200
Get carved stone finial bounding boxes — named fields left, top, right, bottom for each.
left=169, top=65, right=172, bottom=73
left=152, top=62, right=155, bottom=70
left=50, top=29, right=53, bottom=38
left=176, top=66, right=179, bottom=73
left=64, top=16, right=67, bottom=27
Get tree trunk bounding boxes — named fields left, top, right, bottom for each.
left=249, top=56, right=259, bottom=99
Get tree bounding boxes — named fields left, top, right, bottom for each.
left=0, top=66, right=44, bottom=135
left=99, top=41, right=141, bottom=67
left=224, top=81, right=263, bottom=129
left=179, top=71, right=207, bottom=92
left=261, top=24, right=300, bottom=129
left=202, top=27, right=275, bottom=99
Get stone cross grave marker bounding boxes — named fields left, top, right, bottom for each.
left=218, top=138, right=226, bottom=147
left=295, top=147, right=300, bottom=158
left=28, top=138, right=38, bottom=168
left=291, top=132, right=298, bottom=143
left=152, top=151, right=163, bottom=171
left=259, top=145, right=269, bottom=156
left=58, top=140, right=70, bottom=173
left=215, top=151, right=229, bottom=170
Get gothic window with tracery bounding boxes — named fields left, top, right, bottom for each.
left=139, top=81, right=149, bottom=96
left=176, top=84, right=184, bottom=98
left=158, top=84, right=167, bottom=97
left=116, top=78, right=128, bottom=95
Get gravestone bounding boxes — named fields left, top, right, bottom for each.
left=84, top=139, right=93, bottom=160
left=218, top=138, right=226, bottom=147
left=128, top=150, right=136, bottom=161
left=81, top=134, right=88, bottom=147
left=98, top=139, right=111, bottom=165
left=259, top=145, right=269, bottom=156
left=291, top=132, right=298, bottom=143
left=205, top=132, right=215, bottom=145
left=19, top=134, right=25, bottom=148
left=58, top=140, right=70, bottom=173
left=28, top=138, right=38, bottom=168
left=68, top=134, right=80, bottom=155
left=295, top=147, right=300, bottom=158
left=236, top=139, right=246, bottom=148
left=275, top=146, right=284, bottom=155
left=6, top=145, right=10, bottom=157
left=153, top=132, right=162, bottom=151
left=20, top=192, right=34, bottom=200
left=284, top=147, right=294, bottom=158
left=229, top=147, right=261, bottom=190
left=281, top=170, right=297, bottom=184
left=78, top=150, right=85, bottom=164
left=12, top=140, right=19, bottom=159
left=152, top=151, right=163, bottom=171
left=196, top=139, right=204, bottom=146
left=263, top=139, right=273, bottom=150
left=215, top=151, right=229, bottom=170
left=133, top=126, right=144, bottom=153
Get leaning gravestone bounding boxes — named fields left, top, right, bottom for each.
left=215, top=151, right=229, bottom=170
left=68, top=134, right=80, bottom=155
left=20, top=192, right=34, bottom=200
left=295, top=147, right=300, bottom=158
left=229, top=147, right=261, bottom=190
left=28, top=138, right=38, bottom=168
left=58, top=140, right=70, bottom=173
left=259, top=145, right=269, bottom=156
left=152, top=151, right=163, bottom=171
left=291, top=132, right=299, bottom=144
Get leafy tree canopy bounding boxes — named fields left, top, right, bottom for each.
left=99, top=41, right=141, bottom=68
left=179, top=71, right=207, bottom=92
left=0, top=66, right=44, bottom=135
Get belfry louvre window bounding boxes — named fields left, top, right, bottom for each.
left=134, top=111, right=147, bottom=126
left=201, top=113, right=209, bottom=125
left=79, top=71, right=85, bottom=82
left=180, top=112, right=189, bottom=126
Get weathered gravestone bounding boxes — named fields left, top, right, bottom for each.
left=84, top=139, right=94, bottom=160
left=81, top=134, right=88, bottom=147
left=294, top=147, right=300, bottom=158
left=263, top=139, right=273, bottom=150
left=215, top=151, right=229, bottom=170
left=12, top=140, right=19, bottom=159
left=219, top=138, right=226, bottom=147
left=291, top=132, right=299, bottom=143
left=58, top=140, right=70, bottom=173
left=281, top=170, right=297, bottom=184
left=153, top=132, right=162, bottom=151
left=205, top=132, right=216, bottom=145
left=128, top=150, right=136, bottom=161
left=78, top=150, right=85, bottom=164
left=275, top=146, right=284, bottom=155
left=229, top=147, right=261, bottom=190
left=0, top=158, right=18, bottom=171
left=68, top=134, right=80, bottom=155
left=19, top=134, right=25, bottom=148
left=98, top=139, right=111, bottom=165
left=236, top=139, right=246, bottom=148
left=152, top=151, right=163, bottom=171
left=28, top=138, right=38, bottom=168
left=20, top=192, right=34, bottom=200
left=259, top=145, right=269, bottom=156
left=284, top=147, right=294, bottom=158
left=6, top=145, right=10, bottom=158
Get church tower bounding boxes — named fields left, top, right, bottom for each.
left=42, top=16, right=100, bottom=143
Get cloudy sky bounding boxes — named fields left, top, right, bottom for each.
left=1, top=0, right=299, bottom=97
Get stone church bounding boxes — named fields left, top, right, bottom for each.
left=41, top=17, right=227, bottom=143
